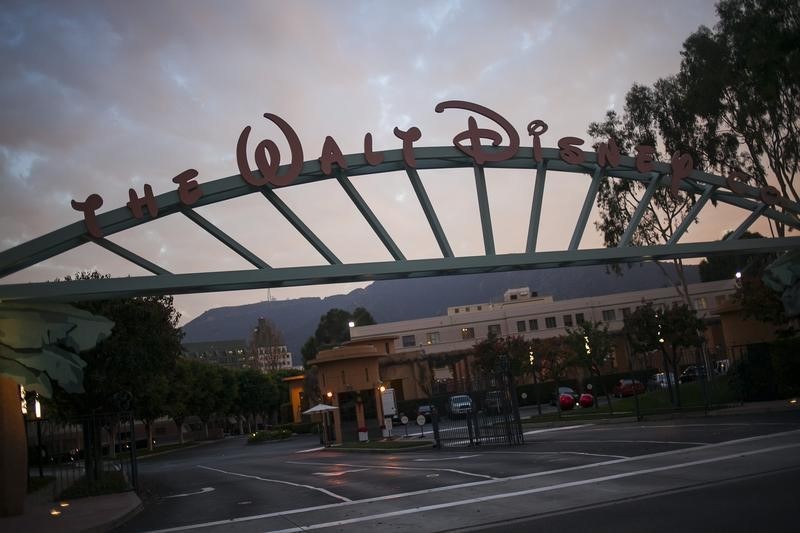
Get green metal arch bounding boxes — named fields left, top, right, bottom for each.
left=1, top=145, right=799, bottom=302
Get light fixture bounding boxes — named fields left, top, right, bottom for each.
left=348, top=321, right=355, bottom=328
left=326, top=391, right=333, bottom=399
left=735, top=271, right=742, bottom=279
left=50, top=509, right=61, bottom=516
left=59, top=502, right=69, bottom=508
left=379, top=385, right=386, bottom=393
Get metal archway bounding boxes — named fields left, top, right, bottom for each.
left=1, top=144, right=800, bottom=303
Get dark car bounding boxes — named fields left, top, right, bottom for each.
left=612, top=379, right=646, bottom=397
left=679, top=365, right=709, bottom=384
left=550, top=386, right=579, bottom=407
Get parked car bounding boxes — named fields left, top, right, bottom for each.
left=416, top=404, right=433, bottom=423
left=679, top=365, right=709, bottom=384
left=612, top=379, right=646, bottom=397
left=550, top=386, right=579, bottom=406
left=447, top=395, right=473, bottom=417
left=652, top=372, right=676, bottom=389
left=485, top=390, right=504, bottom=414
left=578, top=392, right=595, bottom=408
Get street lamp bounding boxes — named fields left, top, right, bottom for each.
left=529, top=348, right=541, bottom=416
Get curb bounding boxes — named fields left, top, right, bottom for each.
left=85, top=493, right=143, bottom=533
left=328, top=441, right=436, bottom=453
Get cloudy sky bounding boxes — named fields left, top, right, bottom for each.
left=2, top=0, right=754, bottom=325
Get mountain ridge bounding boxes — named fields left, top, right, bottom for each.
left=181, top=263, right=701, bottom=365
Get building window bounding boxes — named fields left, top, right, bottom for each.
left=575, top=313, right=585, bottom=324
left=510, top=294, right=518, bottom=300
left=454, top=308, right=459, bottom=313
left=602, top=309, right=616, bottom=321
left=488, top=324, right=501, bottom=336
left=477, top=305, right=482, bottom=311
left=426, top=332, right=440, bottom=345
left=402, top=335, right=416, bottom=347
left=563, top=314, right=573, bottom=327
left=461, top=327, right=475, bottom=340
left=529, top=319, right=539, bottom=331
left=516, top=320, right=526, bottom=333
left=621, top=307, right=631, bottom=318
left=465, top=306, right=470, bottom=312
left=545, top=317, right=557, bottom=329
left=694, top=297, right=708, bottom=310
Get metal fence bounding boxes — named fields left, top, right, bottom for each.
left=26, top=411, right=138, bottom=501
left=431, top=371, right=524, bottom=449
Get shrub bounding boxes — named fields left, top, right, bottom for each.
left=247, top=428, right=292, bottom=444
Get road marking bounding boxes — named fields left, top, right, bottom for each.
left=164, top=487, right=215, bottom=499
left=413, top=455, right=479, bottom=462
left=264, top=442, right=800, bottom=532
left=313, top=468, right=368, bottom=477
left=556, top=439, right=710, bottom=445
left=295, top=446, right=325, bottom=454
left=287, top=460, right=496, bottom=480
left=143, top=429, right=800, bottom=533
left=523, top=424, right=593, bottom=435
left=197, top=465, right=350, bottom=502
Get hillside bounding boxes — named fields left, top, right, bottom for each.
left=181, top=263, right=700, bottom=365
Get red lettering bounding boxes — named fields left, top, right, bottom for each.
left=435, top=100, right=519, bottom=165
left=127, top=184, right=159, bottom=219
left=172, top=169, right=203, bottom=206
left=596, top=138, right=621, bottom=168
left=319, top=136, right=348, bottom=176
left=393, top=126, right=422, bottom=167
left=236, top=113, right=304, bottom=188
left=669, top=151, right=693, bottom=199
left=635, top=145, right=656, bottom=173
left=526, top=120, right=548, bottom=163
left=363, top=133, right=384, bottom=166
left=71, top=194, right=104, bottom=238
left=557, top=137, right=585, bottom=165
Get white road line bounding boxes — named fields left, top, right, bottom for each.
left=556, top=439, right=710, bottom=445
left=196, top=465, right=350, bottom=502
left=295, top=446, right=325, bottom=454
left=264, top=442, right=800, bottom=532
left=523, top=424, right=593, bottom=435
left=142, top=429, right=800, bottom=533
left=164, top=487, right=215, bottom=499
left=413, top=455, right=479, bottom=462
left=286, top=460, right=496, bottom=480
left=313, top=468, right=368, bottom=477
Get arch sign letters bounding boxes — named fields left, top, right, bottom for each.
left=2, top=100, right=799, bottom=303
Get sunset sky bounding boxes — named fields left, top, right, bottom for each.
left=2, top=0, right=761, bottom=325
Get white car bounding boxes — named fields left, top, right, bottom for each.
left=447, top=395, right=473, bottom=417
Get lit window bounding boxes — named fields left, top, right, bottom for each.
left=426, top=332, right=440, bottom=344
left=461, top=327, right=475, bottom=340
left=694, top=298, right=708, bottom=310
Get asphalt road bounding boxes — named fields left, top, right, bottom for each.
left=117, top=409, right=800, bottom=533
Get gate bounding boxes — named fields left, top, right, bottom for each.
left=26, top=411, right=138, bottom=501
left=431, top=367, right=523, bottom=448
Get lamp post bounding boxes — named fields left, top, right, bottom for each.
left=529, top=348, right=541, bottom=416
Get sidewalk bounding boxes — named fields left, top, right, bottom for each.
left=0, top=489, right=141, bottom=533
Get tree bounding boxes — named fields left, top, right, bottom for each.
left=679, top=0, right=800, bottom=236
left=164, top=359, right=194, bottom=444
left=305, top=307, right=377, bottom=362
left=588, top=0, right=800, bottom=299
left=567, top=322, right=615, bottom=412
left=531, top=336, right=575, bottom=418
left=624, top=302, right=676, bottom=405
left=473, top=334, right=530, bottom=378
left=660, top=304, right=707, bottom=408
